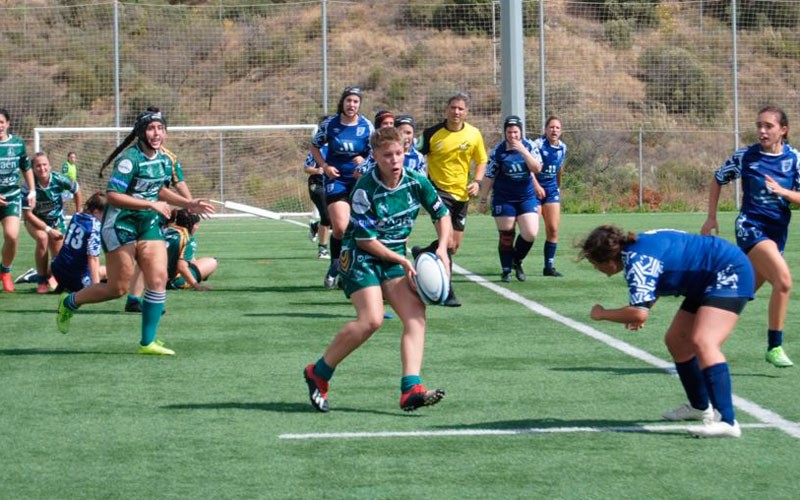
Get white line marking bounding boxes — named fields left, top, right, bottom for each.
left=454, top=264, right=800, bottom=439
left=280, top=423, right=773, bottom=440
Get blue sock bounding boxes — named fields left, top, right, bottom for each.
left=1, top=265, right=10, bottom=274
left=401, top=375, right=422, bottom=393
left=37, top=274, right=47, bottom=284
left=513, top=236, right=534, bottom=264
left=674, top=357, right=709, bottom=410
left=702, top=362, right=735, bottom=425
left=768, top=329, right=783, bottom=350
left=140, top=289, right=166, bottom=346
left=65, top=292, right=79, bottom=311
left=544, top=240, right=557, bottom=269
left=314, top=357, right=335, bottom=381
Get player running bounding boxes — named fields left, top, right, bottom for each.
left=0, top=108, right=34, bottom=292
left=303, top=126, right=452, bottom=413
left=579, top=226, right=754, bottom=438
left=56, top=108, right=214, bottom=355
left=532, top=116, right=567, bottom=277
left=478, top=115, right=542, bottom=282
left=702, top=105, right=800, bottom=368
left=22, top=152, right=82, bottom=293
left=310, top=87, right=374, bottom=289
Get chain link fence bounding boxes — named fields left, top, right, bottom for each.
left=3, top=0, right=800, bottom=212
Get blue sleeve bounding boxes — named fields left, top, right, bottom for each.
left=715, top=147, right=747, bottom=185
left=624, top=252, right=663, bottom=306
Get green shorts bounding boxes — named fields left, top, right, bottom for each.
left=101, top=207, right=166, bottom=252
left=339, top=245, right=406, bottom=298
left=168, top=263, right=201, bottom=290
left=0, top=197, right=22, bottom=220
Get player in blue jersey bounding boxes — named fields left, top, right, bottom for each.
left=0, top=108, right=35, bottom=292
left=701, top=105, right=800, bottom=368
left=532, top=116, right=567, bottom=277
left=303, top=127, right=452, bottom=413
left=310, top=87, right=375, bottom=289
left=579, top=226, right=755, bottom=438
left=395, top=115, right=427, bottom=175
left=56, top=108, right=214, bottom=355
left=51, top=192, right=107, bottom=293
left=22, top=152, right=82, bottom=293
left=478, top=116, right=543, bottom=282
left=304, top=143, right=331, bottom=259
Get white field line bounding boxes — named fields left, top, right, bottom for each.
left=454, top=265, right=800, bottom=439
left=280, top=423, right=773, bottom=440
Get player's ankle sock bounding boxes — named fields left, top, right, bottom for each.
left=313, top=357, right=335, bottom=381
left=65, top=292, right=80, bottom=311
left=140, top=289, right=166, bottom=346
left=702, top=362, right=735, bottom=424
left=126, top=294, right=141, bottom=306
left=401, top=375, right=422, bottom=392
left=1, top=265, right=10, bottom=274
left=544, top=240, right=557, bottom=269
left=37, top=274, right=48, bottom=284
left=674, top=357, right=709, bottom=411
left=768, top=329, right=783, bottom=350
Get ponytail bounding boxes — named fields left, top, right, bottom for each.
left=98, top=130, right=137, bottom=178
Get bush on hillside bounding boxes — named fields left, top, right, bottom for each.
left=400, top=0, right=539, bottom=36
left=638, top=46, right=724, bottom=122
left=570, top=0, right=660, bottom=29
left=706, top=0, right=800, bottom=30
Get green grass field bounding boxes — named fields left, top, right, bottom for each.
left=2, top=212, right=799, bottom=499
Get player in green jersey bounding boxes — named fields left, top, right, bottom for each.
left=22, top=152, right=82, bottom=293
left=303, top=126, right=452, bottom=413
left=164, top=209, right=217, bottom=290
left=56, top=108, right=214, bottom=355
left=0, top=108, right=35, bottom=292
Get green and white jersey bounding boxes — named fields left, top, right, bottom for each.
left=162, top=147, right=185, bottom=184
left=0, top=135, right=29, bottom=201
left=164, top=225, right=195, bottom=280
left=106, top=143, right=172, bottom=201
left=22, top=172, right=78, bottom=225
left=346, top=168, right=448, bottom=255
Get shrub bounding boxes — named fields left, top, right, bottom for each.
left=571, top=0, right=660, bottom=29
left=604, top=18, right=633, bottom=49
left=707, top=0, right=800, bottom=30
left=400, top=1, right=540, bottom=37
left=638, top=46, right=725, bottom=121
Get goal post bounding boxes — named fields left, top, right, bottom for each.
left=34, top=124, right=318, bottom=218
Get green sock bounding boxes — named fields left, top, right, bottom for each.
left=140, top=290, right=166, bottom=346
left=401, top=375, right=421, bottom=393
left=126, top=294, right=141, bottom=306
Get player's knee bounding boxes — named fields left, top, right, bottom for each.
left=498, top=230, right=515, bottom=252
left=774, top=270, right=792, bottom=295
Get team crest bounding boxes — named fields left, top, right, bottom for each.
left=117, top=159, right=133, bottom=174
left=781, top=159, right=793, bottom=173
left=357, top=127, right=366, bottom=137
left=339, top=249, right=352, bottom=273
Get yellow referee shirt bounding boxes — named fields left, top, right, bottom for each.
left=420, top=120, right=488, bottom=202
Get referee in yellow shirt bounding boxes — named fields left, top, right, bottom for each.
left=418, top=92, right=488, bottom=307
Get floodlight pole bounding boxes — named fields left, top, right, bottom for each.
left=500, top=0, right=526, bottom=129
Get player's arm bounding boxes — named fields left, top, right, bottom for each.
left=432, top=215, right=452, bottom=273
left=176, top=258, right=209, bottom=291
left=72, top=186, right=83, bottom=214
left=357, top=238, right=414, bottom=275
left=156, top=187, right=214, bottom=217
left=765, top=174, right=800, bottom=205
left=700, top=179, right=722, bottom=235
left=87, top=255, right=101, bottom=285
left=468, top=162, right=487, bottom=197
left=23, top=168, right=36, bottom=210
left=590, top=304, right=650, bottom=330
left=477, top=178, right=494, bottom=213
left=174, top=180, right=192, bottom=200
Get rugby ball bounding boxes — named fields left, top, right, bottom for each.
left=414, top=252, right=450, bottom=305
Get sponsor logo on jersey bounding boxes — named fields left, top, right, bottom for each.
left=351, top=188, right=371, bottom=215
left=117, top=159, right=133, bottom=174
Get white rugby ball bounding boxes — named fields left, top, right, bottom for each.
left=414, top=252, right=449, bottom=305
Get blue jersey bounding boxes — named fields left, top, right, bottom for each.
left=312, top=114, right=374, bottom=193
left=622, top=230, right=754, bottom=307
left=304, top=145, right=327, bottom=183
left=715, top=143, right=800, bottom=225
left=486, top=138, right=541, bottom=203
left=52, top=212, right=102, bottom=280
left=531, top=135, right=567, bottom=185
left=357, top=146, right=427, bottom=177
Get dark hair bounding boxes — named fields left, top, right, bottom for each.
left=171, top=208, right=201, bottom=233
left=83, top=192, right=106, bottom=213
left=0, top=108, right=10, bottom=122
left=545, top=115, right=561, bottom=128
left=369, top=126, right=403, bottom=150
left=394, top=114, right=416, bottom=130
left=758, top=105, right=789, bottom=141
left=374, top=110, right=394, bottom=128
left=336, top=87, right=363, bottom=115
left=98, top=107, right=166, bottom=178
left=577, top=225, right=637, bottom=264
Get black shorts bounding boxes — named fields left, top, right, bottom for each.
left=307, top=175, right=330, bottom=226
left=679, top=296, right=749, bottom=315
left=436, top=189, right=469, bottom=232
left=325, top=191, right=350, bottom=206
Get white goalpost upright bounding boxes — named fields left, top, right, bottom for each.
left=34, top=124, right=318, bottom=219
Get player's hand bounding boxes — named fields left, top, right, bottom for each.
left=590, top=304, right=605, bottom=320
left=435, top=249, right=451, bottom=278
left=189, top=199, right=215, bottom=217
left=26, top=191, right=36, bottom=210
left=535, top=184, right=546, bottom=199
left=324, top=165, right=340, bottom=179
left=403, top=258, right=418, bottom=291
left=625, top=320, right=645, bottom=331
left=0, top=195, right=7, bottom=208
left=764, top=174, right=783, bottom=196
left=193, top=283, right=211, bottom=291
left=467, top=181, right=481, bottom=197
left=353, top=155, right=365, bottom=166
left=151, top=201, right=172, bottom=220
left=49, top=228, right=64, bottom=241
left=700, top=217, right=718, bottom=235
